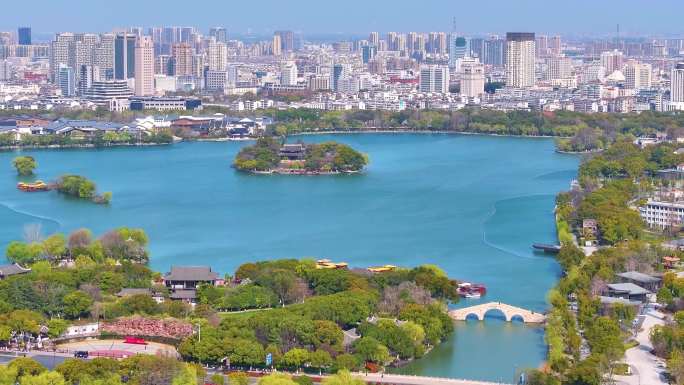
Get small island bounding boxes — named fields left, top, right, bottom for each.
left=55, top=174, right=112, bottom=204
left=233, top=137, right=368, bottom=174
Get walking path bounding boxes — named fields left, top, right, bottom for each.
left=614, top=305, right=667, bottom=385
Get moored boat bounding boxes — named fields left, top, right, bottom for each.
left=17, top=181, right=49, bottom=192
left=458, top=282, right=487, bottom=298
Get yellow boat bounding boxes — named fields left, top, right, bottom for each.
left=17, top=181, right=49, bottom=192
left=367, top=265, right=397, bottom=273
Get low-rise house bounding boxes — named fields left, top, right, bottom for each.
left=606, top=283, right=652, bottom=303
left=582, top=219, right=598, bottom=245
left=616, top=271, right=662, bottom=292
left=62, top=323, right=99, bottom=338
left=163, top=266, right=218, bottom=290
left=279, top=144, right=306, bottom=160
left=169, top=289, right=199, bottom=304
left=598, top=296, right=642, bottom=316
left=0, top=263, right=31, bottom=280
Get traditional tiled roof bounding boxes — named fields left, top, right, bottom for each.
left=164, top=266, right=218, bottom=282
left=0, top=263, right=31, bottom=277
left=616, top=271, right=661, bottom=284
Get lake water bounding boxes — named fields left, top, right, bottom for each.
left=0, top=134, right=579, bottom=382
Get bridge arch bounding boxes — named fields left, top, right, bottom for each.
left=481, top=307, right=507, bottom=321
left=448, top=302, right=546, bottom=324
left=464, top=313, right=482, bottom=321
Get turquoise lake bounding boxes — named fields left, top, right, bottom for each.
left=0, top=134, right=579, bottom=382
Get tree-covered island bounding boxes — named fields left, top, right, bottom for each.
left=233, top=137, right=368, bottom=174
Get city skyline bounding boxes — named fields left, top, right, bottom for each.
left=3, top=0, right=684, bottom=37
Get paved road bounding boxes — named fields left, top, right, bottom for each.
left=614, top=306, right=667, bottom=385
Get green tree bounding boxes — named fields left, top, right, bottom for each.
left=19, top=371, right=65, bottom=385
left=12, top=156, right=37, bottom=176
left=8, top=358, right=47, bottom=378
left=322, top=370, right=365, bottom=385
left=227, top=372, right=249, bottom=385
left=258, top=373, right=298, bottom=385
left=171, top=365, right=196, bottom=385
left=352, top=337, right=390, bottom=364
left=282, top=348, right=310, bottom=370
left=0, top=366, right=18, bottom=385
left=62, top=290, right=93, bottom=319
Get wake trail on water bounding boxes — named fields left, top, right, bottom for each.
left=480, top=194, right=556, bottom=261
left=0, top=200, right=63, bottom=230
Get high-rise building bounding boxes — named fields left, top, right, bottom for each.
left=362, top=45, right=377, bottom=64
left=281, top=62, right=298, bottom=86
left=330, top=63, right=344, bottom=91
left=78, top=64, right=100, bottom=95
left=536, top=35, right=548, bottom=57
left=469, top=38, right=484, bottom=59
left=428, top=32, right=447, bottom=54
left=547, top=56, right=573, bottom=80
left=209, top=27, right=227, bottom=43
left=50, top=33, right=75, bottom=81
left=419, top=65, right=450, bottom=93
left=58, top=64, right=76, bottom=97
left=272, top=34, right=282, bottom=56
left=134, top=36, right=155, bottom=96
left=459, top=57, right=485, bottom=98
left=448, top=35, right=468, bottom=67
left=172, top=43, right=193, bottom=76
left=274, top=31, right=294, bottom=52
left=483, top=38, right=505, bottom=66
left=671, top=63, right=684, bottom=110
left=624, top=60, right=652, bottom=90
left=600, top=50, right=624, bottom=75
left=369, top=32, right=380, bottom=47
left=207, top=40, right=227, bottom=71
left=549, top=36, right=562, bottom=56
left=93, top=33, right=115, bottom=80
left=18, top=27, right=31, bottom=45
left=505, top=32, right=536, bottom=88
left=114, top=33, right=136, bottom=80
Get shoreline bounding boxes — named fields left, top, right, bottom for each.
left=0, top=142, right=172, bottom=151
left=289, top=129, right=569, bottom=139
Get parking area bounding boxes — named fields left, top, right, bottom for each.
left=56, top=339, right=178, bottom=358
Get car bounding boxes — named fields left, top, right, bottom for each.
left=74, top=351, right=89, bottom=359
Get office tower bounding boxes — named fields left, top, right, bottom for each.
left=536, top=35, right=548, bottom=57
left=469, top=38, right=484, bottom=59
left=207, top=40, right=227, bottom=71
left=134, top=36, right=154, bottom=96
left=624, top=61, right=652, bottom=90
left=272, top=34, right=282, bottom=56
left=419, top=65, right=450, bottom=93
left=180, top=27, right=195, bottom=44
left=600, top=50, right=624, bottom=74
left=114, top=33, right=136, bottom=80
left=172, top=43, right=193, bottom=76
left=78, top=64, right=100, bottom=95
left=209, top=27, right=228, bottom=43
left=362, top=45, right=377, bottom=64
left=407, top=32, right=418, bottom=53
left=274, top=30, right=294, bottom=52
left=671, top=63, right=684, bottom=110
left=58, top=64, right=76, bottom=97
left=448, top=35, right=468, bottom=67
left=281, top=62, right=298, bottom=86
left=369, top=32, right=380, bottom=47
left=549, top=36, right=561, bottom=56
left=505, top=32, right=536, bottom=88
left=546, top=56, right=573, bottom=80
left=387, top=32, right=398, bottom=51
left=155, top=55, right=172, bottom=75
left=330, top=63, right=344, bottom=91
left=18, top=27, right=31, bottom=45
left=483, top=38, right=505, bottom=66
left=459, top=57, right=485, bottom=97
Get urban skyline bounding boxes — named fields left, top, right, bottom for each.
left=3, top=0, right=684, bottom=36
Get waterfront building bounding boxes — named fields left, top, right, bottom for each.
left=505, top=32, right=536, bottom=88
left=639, top=199, right=684, bottom=229
left=420, top=65, right=450, bottom=94
left=85, top=80, right=133, bottom=111
left=459, top=57, right=485, bottom=98
left=134, top=36, right=155, bottom=96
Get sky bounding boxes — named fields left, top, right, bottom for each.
left=3, top=0, right=684, bottom=38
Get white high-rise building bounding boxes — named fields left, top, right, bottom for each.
left=459, top=57, right=485, bottom=98
left=134, top=36, right=154, bottom=96
left=281, top=62, right=298, bottom=86
left=207, top=40, right=227, bottom=71
left=419, top=65, right=450, bottom=93
left=624, top=60, right=652, bottom=90
left=547, top=56, right=573, bottom=80
left=57, top=64, right=76, bottom=97
left=505, top=32, right=536, bottom=88
left=671, top=63, right=684, bottom=111
left=600, top=50, right=624, bottom=75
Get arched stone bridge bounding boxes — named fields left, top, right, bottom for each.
left=449, top=302, right=546, bottom=323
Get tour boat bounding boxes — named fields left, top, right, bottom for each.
left=458, top=282, right=487, bottom=298
left=17, top=181, right=49, bottom=192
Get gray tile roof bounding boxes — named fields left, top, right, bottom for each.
left=169, top=289, right=198, bottom=300
left=616, top=271, right=661, bottom=284
left=607, top=283, right=652, bottom=296
left=164, top=266, right=218, bottom=282
left=0, top=263, right=31, bottom=277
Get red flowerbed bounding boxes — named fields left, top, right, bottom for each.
left=102, top=317, right=193, bottom=339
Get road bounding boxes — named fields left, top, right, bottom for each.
left=614, top=305, right=667, bottom=385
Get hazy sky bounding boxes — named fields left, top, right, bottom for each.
left=3, top=0, right=684, bottom=37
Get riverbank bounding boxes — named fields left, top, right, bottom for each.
left=289, top=128, right=568, bottom=139
left=246, top=168, right=361, bottom=175
left=0, top=142, right=172, bottom=151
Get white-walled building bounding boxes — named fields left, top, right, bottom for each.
left=419, top=65, right=449, bottom=94
left=134, top=36, right=154, bottom=96
left=459, top=57, right=485, bottom=98
left=505, top=32, right=536, bottom=88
